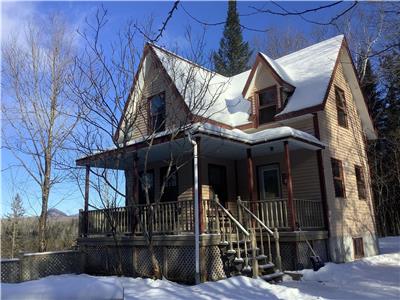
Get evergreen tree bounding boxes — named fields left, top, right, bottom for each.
left=359, top=59, right=383, bottom=130
left=6, top=194, right=25, bottom=258
left=213, top=0, right=252, bottom=76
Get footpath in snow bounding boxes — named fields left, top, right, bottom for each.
left=1, top=236, right=399, bottom=300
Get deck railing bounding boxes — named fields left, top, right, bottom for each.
left=79, top=197, right=325, bottom=237
left=241, top=198, right=324, bottom=230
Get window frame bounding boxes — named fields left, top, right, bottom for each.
left=148, top=92, right=166, bottom=133
left=257, top=163, right=282, bottom=200
left=256, top=86, right=278, bottom=126
left=331, top=158, right=346, bottom=198
left=335, top=86, right=348, bottom=128
left=354, top=165, right=366, bottom=200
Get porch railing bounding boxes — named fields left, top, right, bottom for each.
left=78, top=197, right=325, bottom=237
left=241, top=198, right=324, bottom=230
left=79, top=199, right=194, bottom=237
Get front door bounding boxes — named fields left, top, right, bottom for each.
left=208, top=164, right=228, bottom=205
left=258, top=164, right=282, bottom=199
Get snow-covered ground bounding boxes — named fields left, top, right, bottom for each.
left=2, top=236, right=399, bottom=300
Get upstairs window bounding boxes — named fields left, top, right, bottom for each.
left=149, top=92, right=166, bottom=133
left=331, top=158, right=346, bottom=198
left=258, top=87, right=277, bottom=125
left=355, top=165, right=366, bottom=199
left=335, top=87, right=348, bottom=128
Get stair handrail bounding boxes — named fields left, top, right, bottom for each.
left=237, top=197, right=274, bottom=236
left=237, top=196, right=282, bottom=271
left=212, top=196, right=250, bottom=237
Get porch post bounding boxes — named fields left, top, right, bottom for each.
left=133, top=153, right=139, bottom=204
left=196, top=137, right=204, bottom=233
left=84, top=165, right=90, bottom=237
left=284, top=141, right=296, bottom=230
left=246, top=148, right=255, bottom=201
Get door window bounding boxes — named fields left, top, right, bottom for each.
left=258, top=164, right=281, bottom=199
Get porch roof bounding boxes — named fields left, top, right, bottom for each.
left=76, top=123, right=325, bottom=169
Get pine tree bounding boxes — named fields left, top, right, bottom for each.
left=213, top=0, right=252, bottom=76
left=7, top=194, right=25, bottom=258
left=359, top=59, right=383, bottom=130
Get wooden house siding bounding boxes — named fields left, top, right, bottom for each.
left=123, top=53, right=188, bottom=141
left=318, top=52, right=375, bottom=239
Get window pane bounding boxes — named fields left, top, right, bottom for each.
left=150, top=94, right=165, bottom=115
left=259, top=89, right=276, bottom=107
left=262, top=169, right=280, bottom=198
left=331, top=159, right=340, bottom=178
left=355, top=166, right=366, bottom=199
left=334, top=179, right=344, bottom=197
left=150, top=93, right=166, bottom=132
left=259, top=106, right=276, bottom=124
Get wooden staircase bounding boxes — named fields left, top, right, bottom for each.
left=212, top=196, right=284, bottom=283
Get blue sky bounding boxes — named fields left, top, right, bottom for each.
left=1, top=1, right=355, bottom=216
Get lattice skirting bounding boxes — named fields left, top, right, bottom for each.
left=82, top=244, right=226, bottom=283
left=1, top=251, right=82, bottom=283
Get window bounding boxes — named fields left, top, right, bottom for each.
left=335, top=87, right=348, bottom=128
left=355, top=165, right=366, bottom=199
left=149, top=92, right=166, bottom=133
left=258, top=87, right=277, bottom=125
left=331, top=158, right=346, bottom=198
left=258, top=164, right=281, bottom=199
left=353, top=237, right=364, bottom=259
left=139, top=170, right=154, bottom=205
left=160, top=166, right=178, bottom=202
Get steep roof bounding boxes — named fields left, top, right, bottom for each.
left=274, top=35, right=344, bottom=116
left=151, top=45, right=251, bottom=127
left=149, top=35, right=344, bottom=128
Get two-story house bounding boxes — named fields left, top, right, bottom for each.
left=76, top=35, right=378, bottom=283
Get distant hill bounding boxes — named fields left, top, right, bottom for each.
left=47, top=208, right=69, bottom=218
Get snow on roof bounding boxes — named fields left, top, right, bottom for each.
left=151, top=45, right=251, bottom=127
left=149, top=35, right=343, bottom=127
left=193, top=122, right=324, bottom=147
left=274, top=35, right=344, bottom=115
left=259, top=53, right=295, bottom=86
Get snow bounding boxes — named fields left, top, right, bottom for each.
left=2, top=236, right=399, bottom=300
left=275, top=35, right=344, bottom=116
left=260, top=53, right=295, bottom=86
left=151, top=45, right=251, bottom=127
left=150, top=35, right=344, bottom=126
left=194, top=123, right=324, bottom=147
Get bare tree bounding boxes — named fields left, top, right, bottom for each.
left=2, top=15, right=79, bottom=252
left=70, top=8, right=230, bottom=278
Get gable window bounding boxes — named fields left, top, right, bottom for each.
left=331, top=158, right=346, bottom=198
left=355, top=165, right=366, bottom=199
left=335, top=87, right=348, bottom=128
left=257, top=87, right=277, bottom=125
left=353, top=237, right=364, bottom=259
left=149, top=92, right=166, bottom=133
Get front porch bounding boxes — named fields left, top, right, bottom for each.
left=76, top=125, right=329, bottom=277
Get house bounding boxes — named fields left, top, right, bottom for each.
left=76, top=35, right=379, bottom=283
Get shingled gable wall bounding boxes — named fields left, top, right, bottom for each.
left=317, top=49, right=378, bottom=262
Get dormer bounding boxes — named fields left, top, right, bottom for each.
left=242, top=53, right=295, bottom=128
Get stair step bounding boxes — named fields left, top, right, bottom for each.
left=261, top=272, right=284, bottom=282
left=255, top=254, right=269, bottom=260
left=258, top=263, right=275, bottom=270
